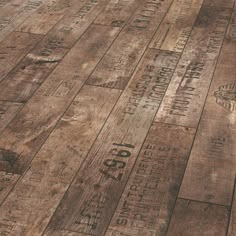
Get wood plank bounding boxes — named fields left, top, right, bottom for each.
left=167, top=199, right=230, bottom=236
left=0, top=85, right=121, bottom=236
left=150, top=0, right=203, bottom=52
left=0, top=0, right=109, bottom=102
left=154, top=6, right=232, bottom=128
left=0, top=24, right=119, bottom=175
left=43, top=49, right=180, bottom=236
left=0, top=101, right=23, bottom=133
left=86, top=0, right=174, bottom=89
left=17, top=0, right=85, bottom=35
left=0, top=31, right=42, bottom=82
left=228, top=179, right=236, bottom=236
left=94, top=0, right=141, bottom=27
left=106, top=123, right=195, bottom=236
left=204, top=0, right=235, bottom=8
left=0, top=0, right=16, bottom=8
left=179, top=11, right=236, bottom=206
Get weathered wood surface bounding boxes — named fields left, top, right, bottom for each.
left=228, top=179, right=236, bottom=236
left=179, top=10, right=236, bottom=206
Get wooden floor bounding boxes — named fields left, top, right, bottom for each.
left=0, top=0, right=235, bottom=235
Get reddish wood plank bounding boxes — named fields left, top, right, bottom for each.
left=106, top=123, right=195, bottom=236
left=0, top=24, right=119, bottom=175
left=0, top=0, right=109, bottom=102
left=43, top=49, right=180, bottom=236
left=86, top=0, right=174, bottom=89
left=154, top=6, right=232, bottom=127
left=150, top=0, right=203, bottom=52
left=0, top=85, right=121, bottom=236
left=0, top=31, right=42, bottom=82
left=167, top=199, right=230, bottom=236
left=179, top=11, right=236, bottom=206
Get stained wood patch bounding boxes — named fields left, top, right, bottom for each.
left=154, top=6, right=232, bottom=127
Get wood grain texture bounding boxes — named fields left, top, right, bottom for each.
left=86, top=0, right=174, bottom=89
left=0, top=24, right=118, bottom=175
left=106, top=123, right=195, bottom=236
left=0, top=85, right=121, bottom=236
left=179, top=11, right=236, bottom=206
left=150, top=0, right=203, bottom=52
left=0, top=31, right=42, bottom=82
left=167, top=199, right=230, bottom=236
left=0, top=0, right=109, bottom=102
left=204, top=0, right=235, bottom=8
left=228, top=179, right=236, bottom=236
left=44, top=49, right=180, bottom=236
left=154, top=6, right=232, bottom=127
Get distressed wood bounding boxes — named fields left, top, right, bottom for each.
left=44, top=49, right=180, bottom=236
left=0, top=85, right=121, bottom=236
left=167, top=199, right=230, bottom=236
left=154, top=6, right=232, bottom=127
left=0, top=0, right=109, bottom=102
left=204, top=0, right=235, bottom=8
left=86, top=0, right=174, bottom=89
left=150, top=0, right=203, bottom=52
left=228, top=179, right=236, bottom=236
left=0, top=24, right=119, bottom=175
left=179, top=11, right=236, bottom=206
left=0, top=31, right=42, bottom=81
left=106, top=123, right=195, bottom=236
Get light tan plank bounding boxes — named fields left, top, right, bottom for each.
left=0, top=0, right=109, bottom=102
left=228, top=179, right=236, bottom=236
left=0, top=24, right=119, bottom=175
left=0, top=31, right=42, bottom=82
left=179, top=11, right=236, bottom=206
left=167, top=199, right=229, bottom=236
left=106, top=123, right=195, bottom=236
left=0, top=85, right=121, bottom=236
left=86, top=0, right=174, bottom=89
left=154, top=6, right=231, bottom=128
left=17, top=0, right=85, bottom=35
left=44, top=49, right=180, bottom=236
left=150, top=0, right=203, bottom=52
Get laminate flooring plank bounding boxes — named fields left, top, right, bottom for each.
left=0, top=31, right=42, bottom=82
left=0, top=0, right=108, bottom=102
left=0, top=85, right=121, bottom=236
left=154, top=6, right=232, bottom=128
left=43, top=49, right=180, bottom=236
left=150, top=0, right=203, bottom=53
left=228, top=179, right=236, bottom=236
left=86, top=0, right=174, bottom=89
left=106, top=123, right=195, bottom=236
left=166, top=199, right=230, bottom=236
left=17, top=0, right=85, bottom=35
left=94, top=0, right=142, bottom=27
left=0, top=24, right=119, bottom=176
left=179, top=11, right=236, bottom=206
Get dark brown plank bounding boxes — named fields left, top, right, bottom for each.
left=154, top=6, right=231, bottom=128
left=150, top=0, right=203, bottom=52
left=86, top=0, right=174, bottom=89
left=167, top=199, right=230, bottom=236
left=0, top=85, right=121, bottom=236
left=0, top=31, right=42, bottom=82
left=106, top=123, right=195, bottom=236
left=0, top=24, right=119, bottom=175
left=228, top=179, right=236, bottom=236
left=0, top=0, right=109, bottom=102
left=179, top=11, right=236, bottom=206
left=44, top=49, right=180, bottom=236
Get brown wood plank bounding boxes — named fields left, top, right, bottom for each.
left=94, top=0, right=141, bottom=27
left=228, top=179, right=236, bottom=236
left=154, top=6, right=231, bottom=128
left=17, top=0, right=85, bottom=35
left=150, top=0, right=203, bottom=52
left=0, top=24, right=119, bottom=175
left=0, top=0, right=109, bottom=103
left=179, top=11, right=236, bottom=206
left=86, top=0, right=174, bottom=89
left=0, top=0, right=16, bottom=8
left=0, top=85, right=121, bottom=236
left=43, top=49, right=180, bottom=236
left=106, top=123, right=195, bottom=236
left=0, top=31, right=42, bottom=82
left=0, top=101, right=23, bottom=132
left=204, top=0, right=235, bottom=8
left=167, top=199, right=230, bottom=236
